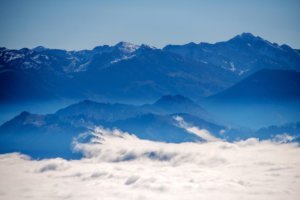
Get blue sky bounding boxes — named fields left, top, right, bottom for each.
left=0, top=0, right=299, bottom=50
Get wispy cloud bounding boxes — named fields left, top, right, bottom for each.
left=174, top=115, right=221, bottom=142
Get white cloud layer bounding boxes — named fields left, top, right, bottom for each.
left=0, top=127, right=300, bottom=200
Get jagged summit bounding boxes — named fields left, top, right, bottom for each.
left=227, top=32, right=265, bottom=43
left=238, top=32, right=256, bottom=39
left=32, top=46, right=47, bottom=52
left=115, top=41, right=140, bottom=53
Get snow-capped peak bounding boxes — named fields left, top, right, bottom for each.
left=32, top=46, right=47, bottom=52
left=115, top=41, right=140, bottom=53
left=239, top=32, right=255, bottom=39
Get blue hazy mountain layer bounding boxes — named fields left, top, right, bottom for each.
left=0, top=95, right=244, bottom=159
left=1, top=33, right=300, bottom=103
left=0, top=95, right=299, bottom=159
left=202, top=69, right=300, bottom=128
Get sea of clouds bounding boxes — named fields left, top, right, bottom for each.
left=0, top=119, right=300, bottom=200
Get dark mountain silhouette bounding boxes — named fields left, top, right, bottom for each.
left=209, top=69, right=300, bottom=101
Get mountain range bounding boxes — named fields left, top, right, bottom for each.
left=1, top=33, right=300, bottom=103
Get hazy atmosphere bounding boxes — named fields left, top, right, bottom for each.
left=0, top=1, right=299, bottom=200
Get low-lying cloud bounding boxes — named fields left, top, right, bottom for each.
left=0, top=127, right=300, bottom=200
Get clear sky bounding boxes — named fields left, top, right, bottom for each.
left=0, top=0, right=299, bottom=50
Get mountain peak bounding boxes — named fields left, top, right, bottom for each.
left=19, top=111, right=31, bottom=118
left=32, top=46, right=47, bottom=52
left=225, top=32, right=278, bottom=49
left=229, top=32, right=261, bottom=42
left=239, top=32, right=256, bottom=39
left=115, top=41, right=140, bottom=53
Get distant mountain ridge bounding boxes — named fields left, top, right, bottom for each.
left=1, top=33, right=299, bottom=102
left=1, top=94, right=299, bottom=159
left=209, top=69, right=300, bottom=101
left=0, top=95, right=225, bottom=158
left=164, top=33, right=300, bottom=74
